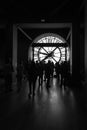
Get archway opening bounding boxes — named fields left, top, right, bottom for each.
left=32, top=33, right=70, bottom=64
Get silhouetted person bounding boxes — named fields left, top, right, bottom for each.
left=63, top=61, right=70, bottom=87
left=45, top=60, right=51, bottom=89
left=38, top=61, right=44, bottom=88
left=60, top=62, right=64, bottom=87
left=50, top=61, right=54, bottom=78
left=27, top=60, right=37, bottom=97
left=60, top=61, right=69, bottom=87
left=16, top=63, right=23, bottom=92
left=55, top=62, right=60, bottom=82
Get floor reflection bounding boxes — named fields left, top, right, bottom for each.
left=30, top=78, right=77, bottom=129
left=0, top=77, right=82, bottom=130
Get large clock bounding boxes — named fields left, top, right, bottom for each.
left=33, top=33, right=69, bottom=63
left=37, top=47, right=61, bottom=63
left=34, top=46, right=69, bottom=64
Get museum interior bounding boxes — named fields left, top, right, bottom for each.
left=0, top=0, right=87, bottom=130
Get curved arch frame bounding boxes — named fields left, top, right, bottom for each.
left=33, top=33, right=66, bottom=44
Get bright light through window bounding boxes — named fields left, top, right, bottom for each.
left=33, top=33, right=69, bottom=64
left=37, top=36, right=64, bottom=43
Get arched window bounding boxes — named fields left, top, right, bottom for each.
left=33, top=33, right=66, bottom=43
left=33, top=33, right=69, bottom=64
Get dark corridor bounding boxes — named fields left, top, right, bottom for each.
left=0, top=0, right=86, bottom=130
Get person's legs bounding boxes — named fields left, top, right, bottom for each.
left=32, top=79, right=36, bottom=96
left=28, top=79, right=32, bottom=96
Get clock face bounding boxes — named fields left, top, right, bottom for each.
left=34, top=46, right=69, bottom=64
left=33, top=33, right=69, bottom=64
left=38, top=47, right=61, bottom=62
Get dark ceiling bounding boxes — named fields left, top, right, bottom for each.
left=0, top=0, right=84, bottom=22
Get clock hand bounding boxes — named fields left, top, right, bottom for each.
left=42, top=53, right=51, bottom=61
left=39, top=52, right=48, bottom=55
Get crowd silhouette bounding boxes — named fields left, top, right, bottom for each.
left=0, top=58, right=71, bottom=97
left=21, top=59, right=71, bottom=97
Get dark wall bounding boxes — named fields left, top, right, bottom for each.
left=72, top=7, right=85, bottom=83
left=0, top=29, right=6, bottom=63
left=0, top=25, right=12, bottom=64
left=17, top=29, right=31, bottom=65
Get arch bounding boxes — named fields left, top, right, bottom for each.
left=33, top=33, right=66, bottom=43
left=32, top=33, right=69, bottom=63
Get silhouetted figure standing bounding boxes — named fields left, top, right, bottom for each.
left=45, top=60, right=51, bottom=89
left=63, top=61, right=70, bottom=87
left=60, top=61, right=69, bottom=87
left=50, top=61, right=54, bottom=78
left=60, top=62, right=64, bottom=87
left=55, top=62, right=60, bottom=82
left=38, top=61, right=44, bottom=88
left=27, top=60, right=37, bottom=97
left=16, top=63, right=23, bottom=92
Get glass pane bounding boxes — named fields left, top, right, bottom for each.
left=33, top=34, right=70, bottom=63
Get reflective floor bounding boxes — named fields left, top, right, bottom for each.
left=0, top=77, right=87, bottom=130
